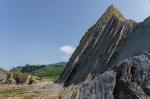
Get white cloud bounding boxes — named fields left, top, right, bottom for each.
left=60, top=45, right=75, bottom=55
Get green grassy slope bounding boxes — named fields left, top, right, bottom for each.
left=31, top=66, right=64, bottom=80
left=9, top=66, right=22, bottom=73
left=0, top=68, right=7, bottom=72
left=10, top=62, right=66, bottom=81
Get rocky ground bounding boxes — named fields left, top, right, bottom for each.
left=0, top=82, right=62, bottom=99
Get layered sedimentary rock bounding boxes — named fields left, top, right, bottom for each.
left=59, top=52, right=150, bottom=99
left=76, top=71, right=116, bottom=99
left=59, top=70, right=116, bottom=99
left=58, top=5, right=137, bottom=86
left=113, top=52, right=150, bottom=99
left=113, top=16, right=150, bottom=65
left=56, top=4, right=150, bottom=99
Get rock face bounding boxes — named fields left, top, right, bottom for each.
left=76, top=71, right=116, bottom=99
left=56, top=4, right=150, bottom=99
left=113, top=52, right=150, bottom=99
left=58, top=5, right=137, bottom=86
left=59, top=52, right=150, bottom=99
left=113, top=16, right=150, bottom=65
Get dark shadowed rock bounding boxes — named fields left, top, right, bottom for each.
left=58, top=5, right=137, bottom=86
left=60, top=52, right=150, bottom=99
left=113, top=52, right=150, bottom=99
left=113, top=16, right=150, bottom=66
left=58, top=70, right=116, bottom=99
left=55, top=4, right=150, bottom=99
left=77, top=70, right=116, bottom=99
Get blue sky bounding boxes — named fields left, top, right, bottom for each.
left=0, top=0, right=150, bottom=70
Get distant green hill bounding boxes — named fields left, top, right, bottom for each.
left=10, top=62, right=67, bottom=81
left=9, top=66, right=22, bottom=73
left=0, top=67, right=6, bottom=72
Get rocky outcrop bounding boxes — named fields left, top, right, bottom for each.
left=56, top=52, right=150, bottom=99
left=58, top=5, right=137, bottom=86
left=113, top=52, right=150, bottom=99
left=76, top=71, right=116, bottom=99
left=51, top=71, right=116, bottom=99
left=13, top=73, right=28, bottom=84
left=56, top=4, right=150, bottom=99
left=113, top=16, right=150, bottom=65
left=0, top=71, right=30, bottom=85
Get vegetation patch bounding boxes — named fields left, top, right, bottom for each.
left=10, top=64, right=65, bottom=81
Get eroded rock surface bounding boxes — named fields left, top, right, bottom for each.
left=113, top=16, right=150, bottom=66
left=56, top=4, right=150, bottom=99
left=55, top=52, right=150, bottom=99
left=58, top=5, right=137, bottom=87
left=77, top=71, right=116, bottom=99
left=113, top=52, right=150, bottom=99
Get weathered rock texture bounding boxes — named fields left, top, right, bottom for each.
left=113, top=16, right=150, bottom=65
left=76, top=71, right=116, bottom=99
left=50, top=71, right=116, bottom=99
left=113, top=52, right=150, bottom=99
left=58, top=5, right=137, bottom=86
left=0, top=71, right=29, bottom=85
left=56, top=4, right=150, bottom=99
left=57, top=52, right=150, bottom=99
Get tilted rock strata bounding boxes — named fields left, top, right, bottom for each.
left=76, top=71, right=116, bottom=99
left=52, top=71, right=116, bottom=99
left=56, top=4, right=150, bottom=99
left=58, top=5, right=137, bottom=86
left=113, top=16, right=150, bottom=66
left=57, top=52, right=150, bottom=99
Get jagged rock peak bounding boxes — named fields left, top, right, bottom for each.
left=143, top=16, right=150, bottom=25
left=57, top=5, right=138, bottom=87
left=101, top=5, right=125, bottom=20
left=95, top=5, right=125, bottom=27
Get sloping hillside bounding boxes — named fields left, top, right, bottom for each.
left=0, top=68, right=6, bottom=72
left=10, top=62, right=66, bottom=80
left=0, top=68, right=8, bottom=84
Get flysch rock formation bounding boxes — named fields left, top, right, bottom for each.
left=55, top=4, right=150, bottom=99
left=57, top=5, right=137, bottom=86
left=58, top=52, right=150, bottom=99
left=113, top=16, right=150, bottom=65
